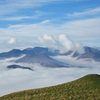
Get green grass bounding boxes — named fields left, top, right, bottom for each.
left=0, top=74, right=100, bottom=100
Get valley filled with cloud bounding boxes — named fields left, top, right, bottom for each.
left=0, top=0, right=100, bottom=97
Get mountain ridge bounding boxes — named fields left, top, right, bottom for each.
left=0, top=46, right=100, bottom=68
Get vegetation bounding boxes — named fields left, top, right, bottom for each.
left=0, top=74, right=100, bottom=100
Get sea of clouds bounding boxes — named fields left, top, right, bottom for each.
left=0, top=56, right=100, bottom=96
left=0, top=34, right=100, bottom=96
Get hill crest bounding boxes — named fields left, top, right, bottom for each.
left=1, top=74, right=100, bottom=100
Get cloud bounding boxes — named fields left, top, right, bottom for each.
left=38, top=34, right=59, bottom=49
left=40, top=20, right=51, bottom=24
left=8, top=37, right=16, bottom=45
left=0, top=10, right=44, bottom=21
left=38, top=34, right=84, bottom=53
left=61, top=17, right=100, bottom=37
left=0, top=15, right=41, bottom=21
left=0, top=0, right=62, bottom=16
left=38, top=34, right=54, bottom=42
left=0, top=16, right=31, bottom=21
left=67, top=7, right=100, bottom=17
left=58, top=34, right=74, bottom=51
left=0, top=0, right=88, bottom=16
left=0, top=59, right=100, bottom=96
left=0, top=17, right=100, bottom=51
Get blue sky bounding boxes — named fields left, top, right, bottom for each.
left=0, top=0, right=100, bottom=51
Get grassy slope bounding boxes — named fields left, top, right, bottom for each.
left=0, top=74, right=100, bottom=100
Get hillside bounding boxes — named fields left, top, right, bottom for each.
left=0, top=74, right=100, bottom=100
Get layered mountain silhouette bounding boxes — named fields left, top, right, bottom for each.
left=0, top=46, right=100, bottom=68
left=62, top=46, right=100, bottom=61
left=0, top=49, right=22, bottom=59
left=77, top=46, right=100, bottom=61
left=0, top=47, right=59, bottom=59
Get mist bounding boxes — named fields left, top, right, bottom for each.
left=38, top=34, right=84, bottom=53
left=0, top=58, right=100, bottom=96
left=0, top=34, right=100, bottom=96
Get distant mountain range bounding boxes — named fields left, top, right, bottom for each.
left=0, top=46, right=100, bottom=68
left=0, top=47, right=59, bottom=59
left=0, top=47, right=69, bottom=68
left=73, top=46, right=100, bottom=61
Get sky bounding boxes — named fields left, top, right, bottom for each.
left=0, top=0, right=100, bottom=52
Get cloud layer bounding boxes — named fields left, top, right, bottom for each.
left=38, top=34, right=84, bottom=53
left=0, top=17, right=100, bottom=52
left=8, top=37, right=16, bottom=45
left=0, top=0, right=62, bottom=16
left=67, top=7, right=100, bottom=17
left=0, top=60, right=100, bottom=96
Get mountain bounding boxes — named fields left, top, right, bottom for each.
left=0, top=47, right=69, bottom=68
left=7, top=64, right=33, bottom=71
left=77, top=46, right=100, bottom=61
left=0, top=49, right=23, bottom=59
left=0, top=46, right=100, bottom=68
left=67, top=46, right=100, bottom=61
left=15, top=47, right=69, bottom=68
left=15, top=55, right=69, bottom=68
left=0, top=47, right=59, bottom=59
left=1, top=74, right=100, bottom=100
left=23, top=47, right=59, bottom=56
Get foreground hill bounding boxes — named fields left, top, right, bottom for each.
left=0, top=74, right=100, bottom=100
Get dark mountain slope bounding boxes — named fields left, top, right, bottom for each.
left=7, top=64, right=33, bottom=71
left=15, top=54, right=69, bottom=68
left=0, top=49, right=23, bottom=59
left=77, top=46, right=100, bottom=61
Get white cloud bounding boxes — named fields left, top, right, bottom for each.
left=40, top=20, right=51, bottom=24
left=0, top=17, right=100, bottom=51
left=0, top=0, right=62, bottom=16
left=0, top=10, right=44, bottom=21
left=0, top=58, right=100, bottom=96
left=58, top=34, right=74, bottom=51
left=8, top=37, right=16, bottom=45
left=38, top=34, right=84, bottom=53
left=67, top=7, right=100, bottom=17
left=38, top=34, right=59, bottom=49
left=0, top=0, right=88, bottom=16
left=0, top=15, right=41, bottom=21
left=0, top=16, right=31, bottom=21
left=61, top=17, right=100, bottom=37
left=39, top=34, right=54, bottom=42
